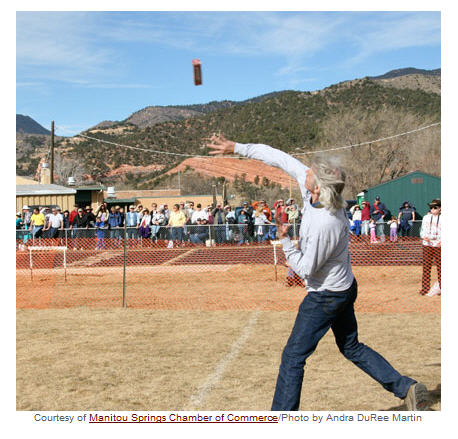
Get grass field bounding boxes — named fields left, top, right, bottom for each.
left=16, top=309, right=441, bottom=411
left=16, top=264, right=441, bottom=411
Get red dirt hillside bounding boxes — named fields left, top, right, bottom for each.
left=166, top=157, right=295, bottom=188
left=106, top=163, right=165, bottom=177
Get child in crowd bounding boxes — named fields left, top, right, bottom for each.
left=253, top=206, right=271, bottom=243
left=369, top=218, right=377, bottom=243
left=95, top=217, right=107, bottom=250
left=388, top=216, right=398, bottom=242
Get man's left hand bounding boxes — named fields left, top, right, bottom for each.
left=206, top=134, right=236, bottom=155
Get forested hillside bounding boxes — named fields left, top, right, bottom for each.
left=17, top=70, right=440, bottom=199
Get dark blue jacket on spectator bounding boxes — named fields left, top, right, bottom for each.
left=237, top=212, right=249, bottom=225
left=108, top=212, right=122, bottom=228
left=369, top=202, right=388, bottom=221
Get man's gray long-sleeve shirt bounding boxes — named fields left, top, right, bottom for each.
left=234, top=142, right=354, bottom=292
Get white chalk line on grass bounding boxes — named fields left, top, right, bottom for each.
left=186, top=309, right=261, bottom=410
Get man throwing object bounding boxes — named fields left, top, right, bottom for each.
left=206, top=134, right=429, bottom=411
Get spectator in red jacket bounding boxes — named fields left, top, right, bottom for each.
left=361, top=201, right=371, bottom=236
left=69, top=204, right=79, bottom=226
left=273, top=199, right=289, bottom=226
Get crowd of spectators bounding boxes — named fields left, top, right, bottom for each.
left=16, top=197, right=302, bottom=249
left=16, top=195, right=428, bottom=249
left=348, top=196, right=420, bottom=243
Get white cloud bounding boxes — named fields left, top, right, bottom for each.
left=16, top=12, right=118, bottom=83
left=16, top=11, right=440, bottom=87
left=16, top=81, right=43, bottom=87
left=83, top=83, right=153, bottom=89
left=344, top=12, right=441, bottom=65
left=54, top=124, right=89, bottom=136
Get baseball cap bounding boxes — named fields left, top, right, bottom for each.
left=428, top=198, right=441, bottom=208
left=375, top=196, right=380, bottom=201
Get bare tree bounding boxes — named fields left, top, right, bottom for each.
left=314, top=108, right=440, bottom=198
left=54, top=151, right=87, bottom=185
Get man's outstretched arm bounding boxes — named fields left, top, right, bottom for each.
left=206, top=134, right=309, bottom=196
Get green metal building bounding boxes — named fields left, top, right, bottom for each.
left=362, top=171, right=441, bottom=218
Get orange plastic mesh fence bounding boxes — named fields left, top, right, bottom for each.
left=16, top=226, right=441, bottom=313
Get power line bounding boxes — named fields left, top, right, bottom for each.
left=74, top=122, right=440, bottom=158
left=293, top=122, right=440, bottom=156
left=76, top=133, right=215, bottom=158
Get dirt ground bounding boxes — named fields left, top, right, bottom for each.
left=16, top=265, right=441, bottom=314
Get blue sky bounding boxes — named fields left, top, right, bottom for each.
left=16, top=11, right=441, bottom=136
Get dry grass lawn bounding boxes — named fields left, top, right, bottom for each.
left=16, top=308, right=440, bottom=411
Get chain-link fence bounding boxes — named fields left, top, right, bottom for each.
left=16, top=222, right=440, bottom=313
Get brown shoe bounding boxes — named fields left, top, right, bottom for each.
left=404, top=383, right=430, bottom=410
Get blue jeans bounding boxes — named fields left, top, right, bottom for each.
left=33, top=225, right=43, bottom=238
left=237, top=225, right=248, bottom=245
left=271, top=278, right=415, bottom=410
left=126, top=227, right=138, bottom=239
left=215, top=225, right=225, bottom=243
left=376, top=217, right=385, bottom=240
left=170, top=227, right=183, bottom=242
left=353, top=220, right=361, bottom=236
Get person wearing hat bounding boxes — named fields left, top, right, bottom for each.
left=43, top=207, right=64, bottom=241
left=69, top=204, right=79, bottom=226
left=207, top=133, right=430, bottom=411
left=16, top=212, right=24, bottom=243
left=360, top=201, right=371, bottom=236
left=236, top=208, right=250, bottom=245
left=166, top=203, right=187, bottom=248
left=30, top=207, right=45, bottom=240
left=370, top=196, right=388, bottom=242
left=151, top=207, right=166, bottom=242
left=22, top=205, right=32, bottom=229
left=21, top=205, right=32, bottom=244
left=189, top=217, right=209, bottom=244
left=224, top=205, right=236, bottom=242
left=191, top=203, right=208, bottom=224
left=349, top=204, right=362, bottom=236
left=212, top=203, right=227, bottom=244
left=398, top=201, right=416, bottom=238
left=126, top=205, right=140, bottom=241
left=419, top=199, right=441, bottom=296
left=240, top=201, right=254, bottom=242
left=107, top=205, right=122, bottom=247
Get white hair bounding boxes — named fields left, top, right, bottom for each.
left=311, top=156, right=347, bottom=214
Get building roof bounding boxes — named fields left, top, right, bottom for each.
left=16, top=175, right=40, bottom=185
left=16, top=184, right=77, bottom=196
left=74, top=185, right=106, bottom=191
left=136, top=194, right=214, bottom=199
left=363, top=170, right=440, bottom=192
left=104, top=198, right=138, bottom=204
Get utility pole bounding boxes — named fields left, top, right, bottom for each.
left=50, top=121, right=55, bottom=184
left=178, top=169, right=181, bottom=194
left=222, top=180, right=228, bottom=207
left=212, top=184, right=217, bottom=209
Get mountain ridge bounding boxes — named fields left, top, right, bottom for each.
left=16, top=114, right=51, bottom=135
left=17, top=67, right=441, bottom=198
